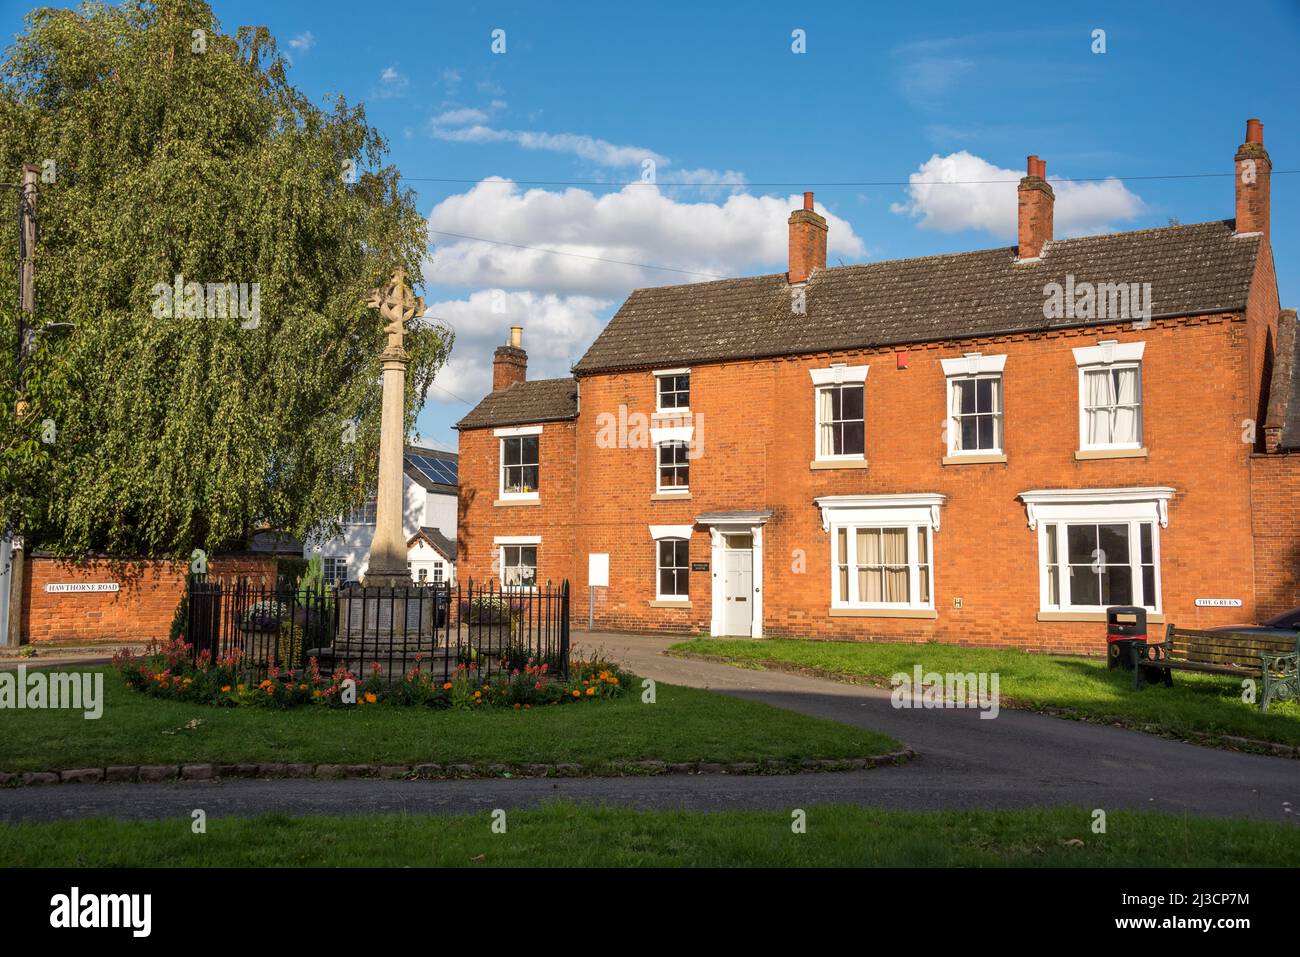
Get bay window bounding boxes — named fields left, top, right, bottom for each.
left=816, top=494, right=944, bottom=613
left=1020, top=487, right=1173, bottom=616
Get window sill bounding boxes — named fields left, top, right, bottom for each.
left=810, top=459, right=870, bottom=470
left=829, top=607, right=938, bottom=619
left=1075, top=447, right=1148, bottom=461
left=494, top=498, right=540, bottom=507
left=942, top=453, right=1007, bottom=465
left=652, top=410, right=691, bottom=421
left=649, top=599, right=691, bottom=608
left=651, top=492, right=692, bottom=501
left=1037, top=610, right=1164, bottom=623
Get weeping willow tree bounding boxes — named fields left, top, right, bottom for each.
left=0, top=0, right=451, bottom=556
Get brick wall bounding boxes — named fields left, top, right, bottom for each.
left=22, top=554, right=278, bottom=644
left=460, top=310, right=1296, bottom=655
left=1250, top=453, right=1300, bottom=617
left=457, top=422, right=578, bottom=588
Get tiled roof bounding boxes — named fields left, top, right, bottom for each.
left=572, top=220, right=1261, bottom=374
left=456, top=377, right=578, bottom=430
left=411, top=526, right=456, bottom=563
left=1266, top=309, right=1299, bottom=450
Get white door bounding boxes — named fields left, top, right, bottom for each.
left=723, top=547, right=753, bottom=636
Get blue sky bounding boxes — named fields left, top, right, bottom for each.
left=14, top=1, right=1300, bottom=449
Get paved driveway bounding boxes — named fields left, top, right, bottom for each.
left=0, top=633, right=1295, bottom=823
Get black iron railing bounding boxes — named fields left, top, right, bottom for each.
left=187, top=576, right=570, bottom=683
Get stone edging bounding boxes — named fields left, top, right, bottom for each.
left=0, top=748, right=914, bottom=788
left=669, top=649, right=1300, bottom=759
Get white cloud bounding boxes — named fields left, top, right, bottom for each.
left=426, top=290, right=612, bottom=404
left=430, top=107, right=490, bottom=127
left=288, top=31, right=315, bottom=53
left=429, top=125, right=666, bottom=168
left=371, top=66, right=409, bottom=100
left=424, top=179, right=867, bottom=296
left=890, top=151, right=1145, bottom=239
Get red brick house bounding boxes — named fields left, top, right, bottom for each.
left=456, top=119, right=1299, bottom=654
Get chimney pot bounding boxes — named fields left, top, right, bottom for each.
left=509, top=324, right=523, bottom=348
left=788, top=191, right=828, bottom=284
left=1246, top=118, right=1264, bottom=144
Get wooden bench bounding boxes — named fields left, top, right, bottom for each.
left=1132, top=624, right=1300, bottom=711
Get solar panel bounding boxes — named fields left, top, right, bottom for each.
left=408, top=454, right=458, bottom=486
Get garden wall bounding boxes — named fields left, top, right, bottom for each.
left=21, top=553, right=278, bottom=644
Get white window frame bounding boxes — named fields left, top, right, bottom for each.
left=650, top=525, right=693, bottom=601
left=941, top=353, right=1007, bottom=456
left=495, top=425, right=542, bottom=501
left=494, top=534, right=541, bottom=591
left=655, top=441, right=690, bottom=494
left=653, top=368, right=691, bottom=414
left=1073, top=341, right=1145, bottom=452
left=811, top=365, right=869, bottom=462
left=322, top=556, right=349, bottom=585
left=343, top=500, right=377, bottom=525
left=1020, top=487, right=1172, bottom=615
left=815, top=494, right=943, bottom=612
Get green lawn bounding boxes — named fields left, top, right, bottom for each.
left=670, top=638, right=1300, bottom=747
left=2, top=803, right=1296, bottom=867
left=0, top=667, right=896, bottom=772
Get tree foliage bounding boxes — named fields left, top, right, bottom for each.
left=0, top=0, right=451, bottom=555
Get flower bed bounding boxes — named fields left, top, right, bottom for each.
left=112, top=640, right=628, bottom=711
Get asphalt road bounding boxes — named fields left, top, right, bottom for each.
left=0, top=634, right=1296, bottom=823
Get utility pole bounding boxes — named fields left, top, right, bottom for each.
left=3, top=164, right=38, bottom=647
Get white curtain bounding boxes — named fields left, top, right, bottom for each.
left=819, top=388, right=834, bottom=456
left=1113, top=368, right=1139, bottom=443
left=1085, top=369, right=1114, bottom=444
left=882, top=528, right=909, bottom=602
left=950, top=380, right=965, bottom=451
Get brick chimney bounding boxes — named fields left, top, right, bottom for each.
left=1017, top=155, right=1054, bottom=261
left=492, top=325, right=526, bottom=392
left=788, top=191, right=827, bottom=284
left=1235, top=118, right=1271, bottom=238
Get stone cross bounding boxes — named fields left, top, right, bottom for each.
left=360, top=266, right=423, bottom=587
left=366, top=266, right=425, bottom=348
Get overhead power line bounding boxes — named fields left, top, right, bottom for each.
left=405, top=169, right=1299, bottom=189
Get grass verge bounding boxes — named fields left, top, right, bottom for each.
left=0, top=667, right=896, bottom=772
left=669, top=638, right=1300, bottom=748
left=1, top=803, right=1296, bottom=866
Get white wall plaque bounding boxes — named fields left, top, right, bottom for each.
left=587, top=554, right=609, bottom=588
left=45, top=582, right=120, bottom=594
left=1194, top=598, right=1242, bottom=607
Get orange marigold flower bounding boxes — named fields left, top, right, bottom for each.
left=220, top=685, right=231, bottom=693
left=364, top=692, right=377, bottom=704
left=586, top=687, right=595, bottom=696
left=442, top=682, right=453, bottom=690
left=572, top=690, right=580, bottom=698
